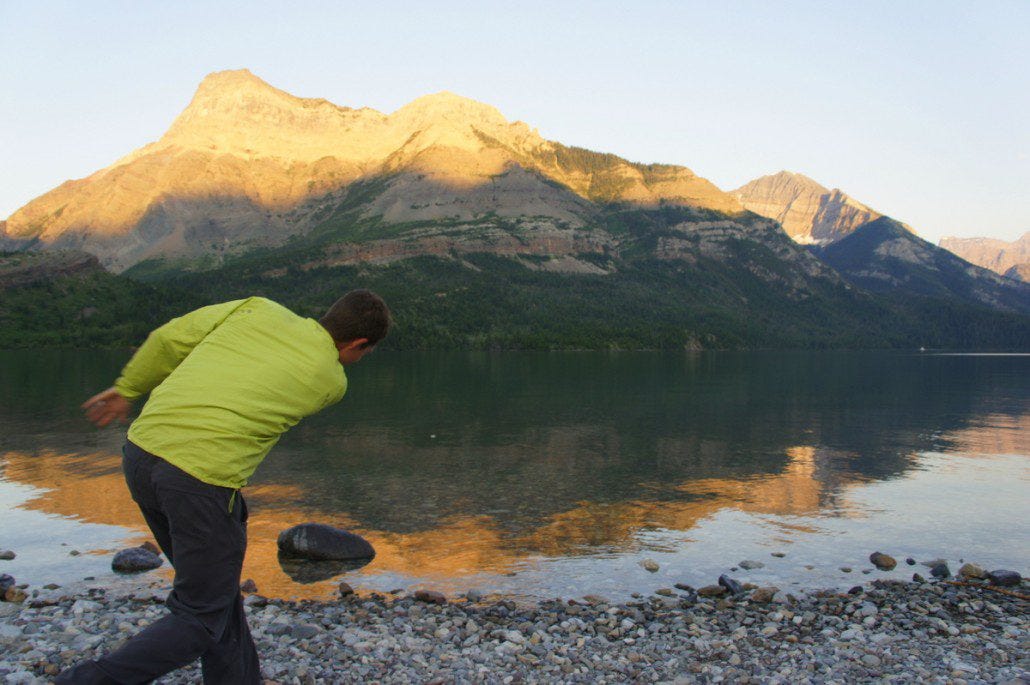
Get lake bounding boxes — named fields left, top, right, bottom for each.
left=0, top=350, right=1027, bottom=602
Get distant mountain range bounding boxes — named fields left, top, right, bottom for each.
left=939, top=233, right=1029, bottom=282
left=1, top=70, right=1027, bottom=349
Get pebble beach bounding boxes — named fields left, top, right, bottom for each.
left=1, top=565, right=1027, bottom=684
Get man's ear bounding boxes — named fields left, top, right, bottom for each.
left=337, top=338, right=369, bottom=352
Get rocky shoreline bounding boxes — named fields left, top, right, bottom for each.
left=1, top=564, right=1027, bottom=684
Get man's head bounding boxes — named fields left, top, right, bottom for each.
left=318, top=289, right=391, bottom=365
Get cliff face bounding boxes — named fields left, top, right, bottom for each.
left=3, top=70, right=740, bottom=272
left=940, top=233, right=1030, bottom=282
left=731, top=171, right=891, bottom=244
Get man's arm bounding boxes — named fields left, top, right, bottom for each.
left=82, top=299, right=249, bottom=427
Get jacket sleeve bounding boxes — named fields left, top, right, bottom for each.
left=113, top=299, right=249, bottom=401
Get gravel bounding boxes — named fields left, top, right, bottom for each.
left=1, top=575, right=1026, bottom=683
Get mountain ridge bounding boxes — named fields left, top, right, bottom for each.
left=939, top=232, right=1029, bottom=282
left=1, top=70, right=740, bottom=271
left=815, top=217, right=1030, bottom=315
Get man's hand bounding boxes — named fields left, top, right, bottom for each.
left=82, top=387, right=132, bottom=428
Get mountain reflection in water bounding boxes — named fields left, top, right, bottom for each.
left=0, top=351, right=1026, bottom=600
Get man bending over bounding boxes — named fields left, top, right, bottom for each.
left=58, top=290, right=390, bottom=684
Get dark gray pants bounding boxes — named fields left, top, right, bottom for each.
left=57, top=441, right=261, bottom=684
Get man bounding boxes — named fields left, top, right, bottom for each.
left=58, top=290, right=391, bottom=684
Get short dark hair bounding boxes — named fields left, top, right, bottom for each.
left=319, top=290, right=391, bottom=347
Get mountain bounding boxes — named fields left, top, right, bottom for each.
left=731, top=171, right=897, bottom=245
left=939, top=232, right=1030, bottom=282
left=814, top=218, right=1030, bottom=315
left=2, top=70, right=1027, bottom=350
left=1, top=69, right=739, bottom=272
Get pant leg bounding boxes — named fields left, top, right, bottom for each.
left=200, top=493, right=260, bottom=684
left=58, top=443, right=259, bottom=684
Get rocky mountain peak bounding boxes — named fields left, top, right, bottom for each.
left=393, top=91, right=506, bottom=126
left=732, top=171, right=887, bottom=244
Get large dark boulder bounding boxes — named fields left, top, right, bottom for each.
left=112, top=547, right=163, bottom=573
left=277, top=523, right=375, bottom=562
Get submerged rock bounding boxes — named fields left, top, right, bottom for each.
left=869, top=552, right=897, bottom=571
left=277, top=523, right=376, bottom=561
left=112, top=547, right=163, bottom=573
left=930, top=562, right=951, bottom=579
left=0, top=550, right=15, bottom=561
left=641, top=559, right=660, bottom=573
left=278, top=556, right=371, bottom=584
left=739, top=560, right=764, bottom=570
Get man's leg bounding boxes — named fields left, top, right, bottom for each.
left=58, top=446, right=259, bottom=684
left=200, top=493, right=260, bottom=683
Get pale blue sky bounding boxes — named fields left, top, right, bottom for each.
left=1, top=0, right=1027, bottom=242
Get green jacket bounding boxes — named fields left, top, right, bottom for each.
left=115, top=297, right=346, bottom=488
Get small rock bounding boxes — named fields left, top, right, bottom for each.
left=750, top=586, right=779, bottom=603
left=654, top=588, right=675, bottom=597
left=869, top=552, right=896, bottom=571
left=697, top=585, right=726, bottom=597
left=987, top=570, right=1021, bottom=587
left=0, top=574, right=14, bottom=595
left=861, top=654, right=882, bottom=668
left=930, top=562, right=950, bottom=579
left=465, top=590, right=483, bottom=603
left=771, top=552, right=786, bottom=558
left=674, top=583, right=694, bottom=592
left=739, top=560, right=764, bottom=570
left=848, top=586, right=864, bottom=595
left=112, top=547, right=163, bottom=573
left=414, top=590, right=446, bottom=605
left=69, top=550, right=81, bottom=556
left=292, top=623, right=320, bottom=640
left=243, top=594, right=267, bottom=608
left=0, top=550, right=15, bottom=561
left=840, top=567, right=852, bottom=573
left=337, top=581, right=354, bottom=597
left=906, top=557, right=916, bottom=565
left=641, top=559, right=660, bottom=573
left=240, top=579, right=258, bottom=593
left=912, top=573, right=926, bottom=583
left=4, top=586, right=26, bottom=603
left=718, top=575, right=743, bottom=595
left=958, top=563, right=987, bottom=579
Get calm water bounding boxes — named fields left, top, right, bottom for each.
left=0, top=351, right=1027, bottom=602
